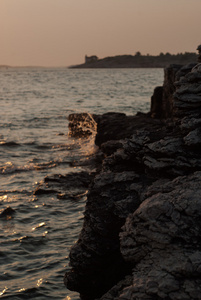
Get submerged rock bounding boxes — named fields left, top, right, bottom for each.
left=65, top=53, right=201, bottom=300
left=0, top=206, right=15, bottom=218
left=34, top=171, right=94, bottom=200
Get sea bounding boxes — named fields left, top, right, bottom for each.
left=0, top=68, right=163, bottom=300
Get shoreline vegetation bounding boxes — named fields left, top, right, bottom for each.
left=69, top=51, right=198, bottom=68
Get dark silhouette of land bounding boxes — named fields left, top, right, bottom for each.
left=70, top=51, right=198, bottom=68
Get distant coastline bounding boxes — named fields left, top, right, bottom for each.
left=0, top=65, right=54, bottom=69
left=0, top=65, right=10, bottom=69
left=1, top=51, right=198, bottom=69
left=69, top=52, right=198, bottom=69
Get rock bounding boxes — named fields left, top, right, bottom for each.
left=150, top=63, right=196, bottom=119
left=118, top=172, right=201, bottom=300
left=65, top=52, right=201, bottom=300
left=68, top=111, right=163, bottom=148
left=150, top=86, right=163, bottom=118
left=94, top=112, right=163, bottom=147
left=64, top=170, right=141, bottom=299
left=100, top=140, right=124, bottom=156
left=175, top=62, right=197, bottom=80
left=161, top=64, right=182, bottom=118
left=0, top=206, right=15, bottom=218
left=183, top=127, right=201, bottom=148
left=34, top=171, right=94, bottom=199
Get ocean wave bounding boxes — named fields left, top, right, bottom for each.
left=19, top=235, right=47, bottom=247
left=0, top=287, right=47, bottom=300
left=0, top=161, right=57, bottom=175
left=0, top=141, right=21, bottom=147
left=33, top=144, right=53, bottom=150
left=0, top=139, right=59, bottom=150
left=0, top=162, right=20, bottom=174
left=0, top=189, right=32, bottom=195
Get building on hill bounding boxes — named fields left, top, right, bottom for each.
left=85, top=55, right=98, bottom=64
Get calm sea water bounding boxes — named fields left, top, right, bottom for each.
left=0, top=68, right=163, bottom=299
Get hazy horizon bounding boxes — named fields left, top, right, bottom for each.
left=1, top=0, right=201, bottom=67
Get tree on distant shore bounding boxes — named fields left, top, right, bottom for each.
left=135, top=51, right=141, bottom=56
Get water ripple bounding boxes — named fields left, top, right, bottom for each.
left=0, top=68, right=163, bottom=299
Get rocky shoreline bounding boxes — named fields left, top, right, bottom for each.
left=64, top=56, right=201, bottom=299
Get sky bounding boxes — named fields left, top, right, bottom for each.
left=1, top=0, right=201, bottom=67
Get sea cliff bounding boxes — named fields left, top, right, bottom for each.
left=64, top=59, right=201, bottom=300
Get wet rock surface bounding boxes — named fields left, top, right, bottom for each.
left=34, top=171, right=94, bottom=200
left=65, top=60, right=201, bottom=300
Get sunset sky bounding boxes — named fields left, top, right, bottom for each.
left=1, top=0, right=201, bottom=67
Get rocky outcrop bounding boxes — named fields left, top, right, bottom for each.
left=65, top=58, right=201, bottom=300
left=150, top=63, right=197, bottom=119
left=118, top=172, right=201, bottom=300
left=174, top=64, right=201, bottom=119
left=65, top=170, right=140, bottom=299
left=68, top=112, right=163, bottom=147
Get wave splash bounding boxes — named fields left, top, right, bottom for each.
left=68, top=112, right=97, bottom=138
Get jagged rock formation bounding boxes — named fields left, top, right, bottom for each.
left=64, top=60, right=201, bottom=300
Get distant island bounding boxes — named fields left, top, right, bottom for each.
left=69, top=51, right=198, bottom=68
left=0, top=65, right=10, bottom=69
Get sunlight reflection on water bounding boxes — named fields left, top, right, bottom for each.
left=0, top=68, right=163, bottom=299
